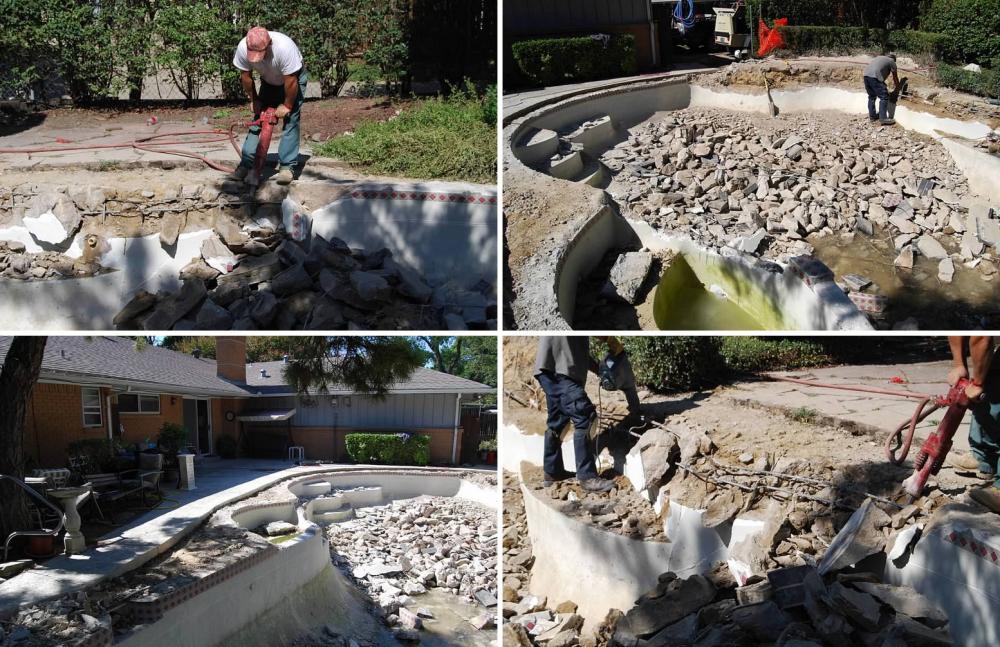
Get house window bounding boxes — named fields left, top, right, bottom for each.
left=118, top=393, right=161, bottom=414
left=82, top=388, right=102, bottom=427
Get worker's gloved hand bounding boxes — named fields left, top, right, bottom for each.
left=947, top=365, right=969, bottom=386
left=275, top=104, right=291, bottom=119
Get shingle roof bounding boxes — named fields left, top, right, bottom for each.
left=244, top=362, right=494, bottom=395
left=0, top=338, right=495, bottom=398
left=0, top=337, right=248, bottom=397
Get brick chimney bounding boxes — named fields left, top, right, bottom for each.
left=216, top=337, right=247, bottom=382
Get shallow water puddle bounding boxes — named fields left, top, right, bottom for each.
left=810, top=231, right=999, bottom=327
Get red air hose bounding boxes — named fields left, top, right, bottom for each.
left=768, top=375, right=944, bottom=466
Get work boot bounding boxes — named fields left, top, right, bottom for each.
left=275, top=166, right=294, bottom=185
left=880, top=118, right=897, bottom=126
left=543, top=469, right=575, bottom=487
left=228, top=165, right=249, bottom=181
left=951, top=452, right=985, bottom=471
left=969, top=485, right=1000, bottom=514
left=580, top=477, right=615, bottom=493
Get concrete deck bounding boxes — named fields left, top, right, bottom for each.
left=502, top=59, right=722, bottom=125
left=725, top=360, right=973, bottom=456
left=0, top=118, right=313, bottom=171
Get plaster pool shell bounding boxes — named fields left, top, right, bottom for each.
left=502, top=422, right=998, bottom=645
left=0, top=178, right=497, bottom=330
left=0, top=466, right=496, bottom=647
left=504, top=77, right=999, bottom=330
left=129, top=469, right=497, bottom=647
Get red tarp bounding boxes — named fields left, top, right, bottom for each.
left=758, top=17, right=788, bottom=57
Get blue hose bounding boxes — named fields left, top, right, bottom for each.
left=674, top=0, right=696, bottom=31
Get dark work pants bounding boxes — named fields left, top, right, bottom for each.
left=535, top=371, right=598, bottom=480
left=969, top=374, right=1000, bottom=488
left=864, top=76, right=889, bottom=121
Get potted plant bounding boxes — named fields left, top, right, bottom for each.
left=157, top=423, right=190, bottom=482
left=478, top=439, right=497, bottom=465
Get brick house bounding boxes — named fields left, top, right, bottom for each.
left=2, top=337, right=494, bottom=469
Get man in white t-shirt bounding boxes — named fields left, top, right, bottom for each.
left=231, top=27, right=307, bottom=185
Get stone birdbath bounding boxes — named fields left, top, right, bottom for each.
left=47, top=486, right=92, bottom=555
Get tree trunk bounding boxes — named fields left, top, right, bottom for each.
left=0, top=337, right=48, bottom=544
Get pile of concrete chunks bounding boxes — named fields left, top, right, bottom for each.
left=114, top=200, right=496, bottom=331
left=603, top=107, right=999, bottom=287
left=609, top=556, right=950, bottom=647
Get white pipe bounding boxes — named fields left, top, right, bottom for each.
left=451, top=393, right=461, bottom=465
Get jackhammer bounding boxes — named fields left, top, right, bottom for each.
left=899, top=378, right=975, bottom=501
left=246, top=106, right=278, bottom=186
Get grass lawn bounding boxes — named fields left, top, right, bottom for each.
left=313, top=84, right=497, bottom=185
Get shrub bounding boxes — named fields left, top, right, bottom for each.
left=935, top=62, right=1000, bottom=98
left=156, top=422, right=190, bottom=457
left=314, top=83, right=496, bottom=183
left=511, top=34, right=637, bottom=87
left=67, top=438, right=123, bottom=473
left=887, top=30, right=954, bottom=61
left=621, top=337, right=723, bottom=392
left=745, top=1, right=921, bottom=29
left=345, top=433, right=430, bottom=466
left=776, top=26, right=884, bottom=54
left=215, top=435, right=238, bottom=459
left=478, top=438, right=497, bottom=452
left=719, top=337, right=832, bottom=373
left=921, top=0, right=1000, bottom=66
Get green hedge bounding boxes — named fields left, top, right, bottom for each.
left=510, top=34, right=637, bottom=87
left=621, top=337, right=724, bottom=392
left=922, top=0, right=1000, bottom=67
left=935, top=62, right=1000, bottom=98
left=887, top=30, right=954, bottom=60
left=772, top=26, right=952, bottom=61
left=746, top=1, right=922, bottom=29
left=345, top=433, right=430, bottom=466
left=719, top=338, right=832, bottom=374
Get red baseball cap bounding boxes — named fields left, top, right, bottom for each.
left=246, top=27, right=271, bottom=63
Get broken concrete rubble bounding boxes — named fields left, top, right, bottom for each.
left=114, top=231, right=496, bottom=330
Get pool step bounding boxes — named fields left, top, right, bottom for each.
left=570, top=153, right=609, bottom=187
left=313, top=507, right=355, bottom=523
left=516, top=127, right=560, bottom=166
left=565, top=115, right=616, bottom=153
left=548, top=150, right=584, bottom=180
left=297, top=480, right=332, bottom=497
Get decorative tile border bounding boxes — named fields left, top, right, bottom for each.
left=944, top=528, right=1000, bottom=566
left=848, top=291, right=889, bottom=315
left=127, top=544, right=279, bottom=625
left=349, top=189, right=497, bottom=205
left=788, top=255, right=835, bottom=288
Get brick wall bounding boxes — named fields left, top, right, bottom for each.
left=23, top=383, right=107, bottom=467
left=211, top=398, right=247, bottom=446
left=24, top=384, right=184, bottom=468
left=216, top=338, right=247, bottom=383
left=118, top=395, right=183, bottom=447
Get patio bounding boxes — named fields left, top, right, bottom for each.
left=0, top=457, right=330, bottom=617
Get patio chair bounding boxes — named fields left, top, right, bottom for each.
left=1, top=474, right=64, bottom=561
left=118, top=453, right=164, bottom=507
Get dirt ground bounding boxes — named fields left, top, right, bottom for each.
left=700, top=57, right=1000, bottom=127
left=504, top=336, right=985, bottom=540
left=3, top=97, right=409, bottom=142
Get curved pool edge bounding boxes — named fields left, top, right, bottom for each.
left=504, top=75, right=997, bottom=331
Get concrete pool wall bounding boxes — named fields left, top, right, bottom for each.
left=506, top=77, right=997, bottom=330
left=119, top=468, right=496, bottom=647
left=0, top=180, right=497, bottom=330
left=503, top=421, right=984, bottom=632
